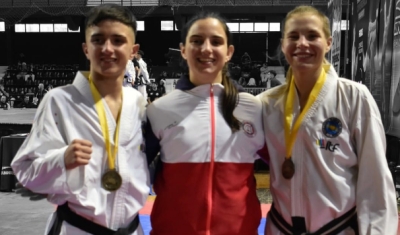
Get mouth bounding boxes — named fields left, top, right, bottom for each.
left=293, top=53, right=313, bottom=59
left=197, top=58, right=216, bottom=65
left=101, top=58, right=117, bottom=63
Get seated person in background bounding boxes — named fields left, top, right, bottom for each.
left=268, top=70, right=282, bottom=88
left=238, top=71, right=250, bottom=87
left=46, top=84, right=54, bottom=92
left=147, top=82, right=163, bottom=103
left=241, top=52, right=252, bottom=72
left=35, top=83, right=47, bottom=106
left=0, top=95, right=10, bottom=110
left=16, top=95, right=37, bottom=109
left=247, top=77, right=257, bottom=86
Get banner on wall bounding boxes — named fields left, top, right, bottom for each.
left=352, top=0, right=372, bottom=88
left=328, top=0, right=342, bottom=74
left=387, top=0, right=400, bottom=137
left=378, top=0, right=395, bottom=130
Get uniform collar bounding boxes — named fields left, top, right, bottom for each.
left=175, top=74, right=245, bottom=92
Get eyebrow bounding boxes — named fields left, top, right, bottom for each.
left=286, top=29, right=320, bottom=35
left=91, top=33, right=127, bottom=39
left=190, top=34, right=225, bottom=40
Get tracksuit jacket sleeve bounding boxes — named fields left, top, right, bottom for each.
left=145, top=117, right=160, bottom=166
left=352, top=87, right=398, bottom=235
left=11, top=93, right=83, bottom=195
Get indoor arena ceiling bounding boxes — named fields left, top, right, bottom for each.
left=0, top=0, right=349, bottom=25
left=0, top=0, right=349, bottom=7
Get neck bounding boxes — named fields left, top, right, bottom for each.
left=189, top=71, right=223, bottom=86
left=292, top=67, right=322, bottom=100
left=90, top=71, right=123, bottom=101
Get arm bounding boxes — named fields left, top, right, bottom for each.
left=141, top=62, right=150, bottom=83
left=145, top=117, right=161, bottom=166
left=126, top=60, right=136, bottom=82
left=11, top=94, right=87, bottom=195
left=353, top=88, right=398, bottom=234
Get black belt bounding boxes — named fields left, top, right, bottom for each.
left=269, top=203, right=359, bottom=235
left=48, top=202, right=140, bottom=235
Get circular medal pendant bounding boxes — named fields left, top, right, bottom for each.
left=101, top=169, right=122, bottom=191
left=282, top=158, right=295, bottom=179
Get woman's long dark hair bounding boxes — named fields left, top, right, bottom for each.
left=181, top=11, right=241, bottom=132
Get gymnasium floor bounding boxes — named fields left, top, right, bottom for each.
left=0, top=191, right=399, bottom=235
left=0, top=192, right=269, bottom=235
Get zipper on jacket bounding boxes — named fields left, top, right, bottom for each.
left=205, top=84, right=216, bottom=235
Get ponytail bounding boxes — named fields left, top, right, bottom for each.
left=221, top=63, right=241, bottom=133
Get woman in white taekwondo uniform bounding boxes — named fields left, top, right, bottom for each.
left=145, top=12, right=266, bottom=235
left=11, top=4, right=149, bottom=235
left=258, top=6, right=397, bottom=235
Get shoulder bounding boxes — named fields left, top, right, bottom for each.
left=258, top=84, right=286, bottom=101
left=147, top=90, right=182, bottom=116
left=41, top=85, right=74, bottom=102
left=336, top=77, right=373, bottom=100
left=238, top=92, right=262, bottom=108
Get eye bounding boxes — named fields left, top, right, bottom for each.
left=91, top=37, right=104, bottom=44
left=212, top=40, right=223, bottom=46
left=113, top=38, right=125, bottom=45
left=287, top=35, right=298, bottom=40
left=307, top=34, right=319, bottom=40
left=191, top=39, right=202, bottom=45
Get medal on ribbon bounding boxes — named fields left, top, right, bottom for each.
left=283, top=65, right=329, bottom=179
left=89, top=76, right=123, bottom=191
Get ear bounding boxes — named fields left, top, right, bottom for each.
left=325, top=36, right=332, bottom=53
left=131, top=44, right=140, bottom=60
left=82, top=43, right=89, bottom=60
left=180, top=42, right=187, bottom=60
left=225, top=45, right=235, bottom=62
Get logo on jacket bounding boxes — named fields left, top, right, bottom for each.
left=322, top=117, right=342, bottom=138
left=242, top=121, right=255, bottom=137
left=317, top=138, right=340, bottom=152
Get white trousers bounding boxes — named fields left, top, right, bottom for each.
left=137, top=85, right=147, bottom=101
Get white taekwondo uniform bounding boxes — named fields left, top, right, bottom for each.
left=258, top=66, right=397, bottom=235
left=11, top=71, right=150, bottom=235
left=124, top=60, right=136, bottom=88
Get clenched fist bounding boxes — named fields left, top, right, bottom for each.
left=64, top=139, right=93, bottom=170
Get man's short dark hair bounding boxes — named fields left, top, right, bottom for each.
left=268, top=70, right=277, bottom=77
left=137, top=50, right=144, bottom=57
left=85, top=4, right=137, bottom=37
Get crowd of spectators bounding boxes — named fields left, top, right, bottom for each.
left=0, top=61, right=78, bottom=109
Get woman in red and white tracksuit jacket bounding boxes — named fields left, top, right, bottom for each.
left=145, top=11, right=266, bottom=235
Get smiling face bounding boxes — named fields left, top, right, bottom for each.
left=180, top=17, right=234, bottom=85
left=281, top=13, right=331, bottom=74
left=82, top=19, right=138, bottom=79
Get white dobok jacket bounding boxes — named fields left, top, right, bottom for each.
left=258, top=66, right=397, bottom=235
left=11, top=72, right=150, bottom=235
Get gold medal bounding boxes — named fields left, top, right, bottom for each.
left=282, top=158, right=295, bottom=179
left=101, top=169, right=122, bottom=191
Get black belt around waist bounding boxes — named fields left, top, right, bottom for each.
left=269, top=203, right=359, bottom=235
left=47, top=202, right=140, bottom=235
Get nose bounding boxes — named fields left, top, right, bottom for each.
left=297, top=35, right=309, bottom=48
left=201, top=39, right=212, bottom=54
left=102, top=40, right=113, bottom=54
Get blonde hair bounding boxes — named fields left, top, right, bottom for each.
left=268, top=6, right=331, bottom=98
left=283, top=5, right=331, bottom=39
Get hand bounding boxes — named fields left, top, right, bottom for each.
left=15, top=182, right=47, bottom=201
left=64, top=139, right=92, bottom=170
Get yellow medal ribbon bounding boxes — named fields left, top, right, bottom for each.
left=284, top=65, right=330, bottom=162
left=88, top=75, right=122, bottom=171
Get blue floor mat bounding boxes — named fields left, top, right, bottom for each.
left=139, top=215, right=267, bottom=234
